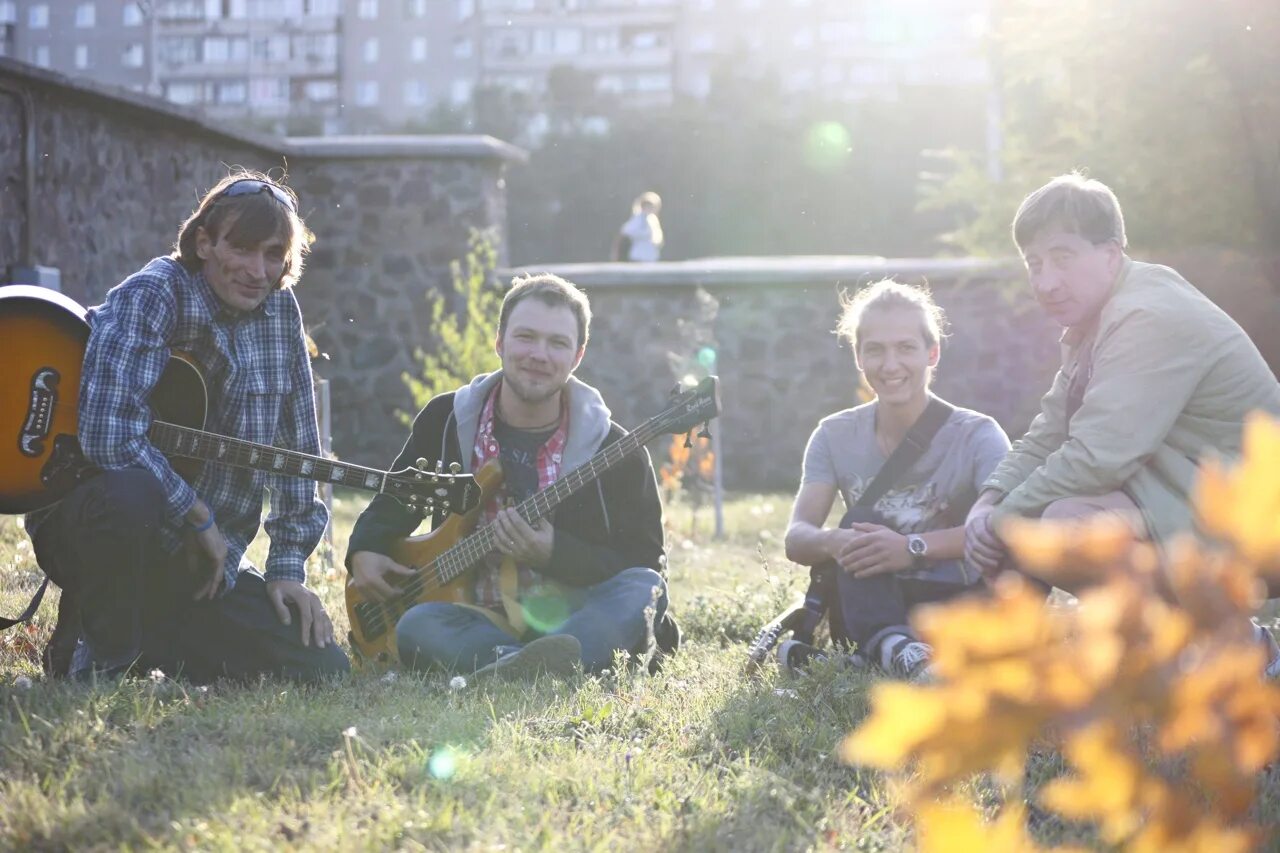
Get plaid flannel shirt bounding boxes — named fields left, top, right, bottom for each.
left=25, top=256, right=328, bottom=589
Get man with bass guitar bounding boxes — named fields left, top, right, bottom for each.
left=347, top=273, right=675, bottom=677
left=23, top=171, right=349, bottom=681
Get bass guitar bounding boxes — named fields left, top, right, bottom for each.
left=345, top=376, right=721, bottom=662
left=0, top=284, right=478, bottom=517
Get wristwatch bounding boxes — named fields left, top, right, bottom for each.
left=906, top=534, right=928, bottom=569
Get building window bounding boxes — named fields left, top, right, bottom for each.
left=358, top=0, right=377, bottom=19
left=450, top=78, right=469, bottom=105
left=254, top=34, right=290, bottom=62
left=75, top=44, right=90, bottom=69
left=217, top=81, right=247, bottom=104
left=553, top=28, right=581, bottom=55
left=410, top=36, right=428, bottom=62
left=453, top=37, right=473, bottom=59
left=123, top=2, right=143, bottom=25
left=0, top=2, right=15, bottom=24
left=403, top=79, right=428, bottom=106
left=362, top=37, right=379, bottom=63
left=159, top=36, right=197, bottom=64
left=204, top=38, right=227, bottom=62
left=33, top=45, right=50, bottom=67
left=307, top=0, right=340, bottom=13
left=457, top=0, right=474, bottom=20
left=404, top=0, right=427, bottom=16
left=250, top=77, right=287, bottom=105
left=690, top=32, right=714, bottom=53
left=303, top=80, right=338, bottom=101
left=356, top=80, right=379, bottom=105
left=75, top=2, right=95, bottom=27
left=166, top=82, right=202, bottom=104
left=29, top=4, right=49, bottom=28
left=122, top=43, right=145, bottom=67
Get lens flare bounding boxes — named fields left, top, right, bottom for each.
left=804, top=121, right=853, bottom=173
left=522, top=590, right=572, bottom=634
left=428, top=746, right=460, bottom=780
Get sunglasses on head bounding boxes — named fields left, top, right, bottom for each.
left=220, top=178, right=297, bottom=214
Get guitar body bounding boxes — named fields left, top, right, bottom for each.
left=345, top=460, right=505, bottom=663
left=0, top=285, right=208, bottom=513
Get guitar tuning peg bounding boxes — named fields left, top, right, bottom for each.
left=698, top=424, right=712, bottom=441
left=435, top=460, right=444, bottom=474
left=449, top=462, right=461, bottom=475
left=683, top=431, right=693, bottom=449
left=415, top=457, right=429, bottom=471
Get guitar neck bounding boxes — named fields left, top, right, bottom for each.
left=148, top=420, right=393, bottom=494
left=433, top=416, right=668, bottom=584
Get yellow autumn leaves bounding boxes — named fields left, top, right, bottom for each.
left=841, top=413, right=1280, bottom=851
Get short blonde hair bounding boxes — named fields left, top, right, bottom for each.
left=633, top=191, right=661, bottom=215
left=836, top=279, right=947, bottom=353
left=1012, top=172, right=1127, bottom=252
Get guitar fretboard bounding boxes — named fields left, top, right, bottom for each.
left=425, top=416, right=667, bottom=587
left=149, top=420, right=390, bottom=494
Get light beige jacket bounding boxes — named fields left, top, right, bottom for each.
left=986, top=258, right=1280, bottom=543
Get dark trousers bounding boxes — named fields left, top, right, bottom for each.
left=32, top=468, right=348, bottom=683
left=823, top=506, right=977, bottom=657
left=835, top=571, right=974, bottom=656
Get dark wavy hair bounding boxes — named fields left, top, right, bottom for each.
left=172, top=170, right=311, bottom=289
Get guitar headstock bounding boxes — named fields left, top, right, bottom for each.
left=384, top=459, right=481, bottom=516
left=656, top=376, right=721, bottom=437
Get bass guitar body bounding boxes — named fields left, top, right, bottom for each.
left=345, top=461, right=506, bottom=663
left=0, top=286, right=206, bottom=513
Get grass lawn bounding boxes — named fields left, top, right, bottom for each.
left=1, top=491, right=1277, bottom=850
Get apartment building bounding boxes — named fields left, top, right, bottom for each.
left=1, top=0, right=991, bottom=132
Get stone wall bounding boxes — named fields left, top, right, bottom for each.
left=0, top=59, right=524, bottom=463
left=509, top=258, right=1064, bottom=489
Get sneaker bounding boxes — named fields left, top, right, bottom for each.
left=777, top=639, right=829, bottom=675
left=884, top=637, right=935, bottom=683
left=1258, top=624, right=1280, bottom=680
left=474, top=635, right=581, bottom=681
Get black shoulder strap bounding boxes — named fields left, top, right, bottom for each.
left=0, top=576, right=49, bottom=631
left=855, top=396, right=954, bottom=509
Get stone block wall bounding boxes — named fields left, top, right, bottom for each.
left=0, top=59, right=523, bottom=465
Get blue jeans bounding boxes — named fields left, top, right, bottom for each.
left=396, top=566, right=667, bottom=673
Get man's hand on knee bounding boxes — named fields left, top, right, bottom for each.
left=267, top=579, right=334, bottom=648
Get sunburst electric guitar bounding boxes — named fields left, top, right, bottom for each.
left=345, top=376, right=721, bottom=663
left=0, top=284, right=479, bottom=520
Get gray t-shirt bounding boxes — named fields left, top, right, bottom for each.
left=801, top=399, right=1011, bottom=584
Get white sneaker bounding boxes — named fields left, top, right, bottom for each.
left=884, top=636, right=935, bottom=683
left=473, top=635, right=581, bottom=681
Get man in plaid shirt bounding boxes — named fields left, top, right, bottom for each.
left=26, top=171, right=349, bottom=682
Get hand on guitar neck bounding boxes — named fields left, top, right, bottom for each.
left=491, top=506, right=553, bottom=568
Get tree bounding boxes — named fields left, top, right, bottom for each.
left=926, top=0, right=1280, bottom=271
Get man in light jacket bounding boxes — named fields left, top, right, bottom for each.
left=964, top=174, right=1280, bottom=656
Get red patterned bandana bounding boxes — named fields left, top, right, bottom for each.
left=470, top=380, right=569, bottom=608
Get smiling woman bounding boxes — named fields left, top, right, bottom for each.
left=780, top=278, right=1010, bottom=680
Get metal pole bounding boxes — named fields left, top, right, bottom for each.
left=314, top=376, right=335, bottom=575
left=711, top=417, right=724, bottom=539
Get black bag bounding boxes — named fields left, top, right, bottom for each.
left=745, top=398, right=953, bottom=666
